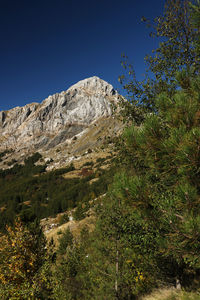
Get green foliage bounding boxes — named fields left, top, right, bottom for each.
left=1, top=2, right=199, bottom=299
left=84, top=191, right=156, bottom=299
left=51, top=163, right=75, bottom=176
left=0, top=152, right=116, bottom=232
left=58, top=213, right=70, bottom=226
left=116, top=74, right=200, bottom=291
left=0, top=218, right=51, bottom=299
left=57, top=228, right=73, bottom=255
left=24, top=152, right=42, bottom=165
left=119, top=0, right=199, bottom=117
left=7, top=159, right=17, bottom=166
left=190, top=0, right=200, bottom=66
left=82, top=161, right=94, bottom=167
left=0, top=149, right=13, bottom=162
left=52, top=227, right=91, bottom=300
left=72, top=203, right=89, bottom=221
left=111, top=6, right=200, bottom=293
left=96, top=157, right=106, bottom=163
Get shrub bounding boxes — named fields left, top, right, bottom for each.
left=57, top=228, right=73, bottom=255
left=58, top=213, right=69, bottom=225
left=0, top=218, right=50, bottom=299
left=82, top=161, right=94, bottom=167
left=73, top=204, right=87, bottom=221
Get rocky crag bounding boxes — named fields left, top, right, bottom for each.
left=0, top=76, right=122, bottom=168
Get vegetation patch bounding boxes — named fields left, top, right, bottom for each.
left=0, top=152, right=116, bottom=232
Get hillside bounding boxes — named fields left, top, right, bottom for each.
left=0, top=76, right=122, bottom=233
left=0, top=76, right=122, bottom=164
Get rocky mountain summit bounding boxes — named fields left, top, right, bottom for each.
left=0, top=76, right=122, bottom=168
left=0, top=77, right=119, bottom=151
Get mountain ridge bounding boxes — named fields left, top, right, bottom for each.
left=0, top=76, right=122, bottom=169
left=0, top=76, right=120, bottom=151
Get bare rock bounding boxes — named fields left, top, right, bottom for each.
left=0, top=77, right=119, bottom=152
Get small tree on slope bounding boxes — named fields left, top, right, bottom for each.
left=0, top=218, right=50, bottom=299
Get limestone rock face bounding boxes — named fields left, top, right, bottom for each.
left=0, top=76, right=119, bottom=151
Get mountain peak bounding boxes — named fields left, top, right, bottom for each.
left=67, top=76, right=117, bottom=96
left=0, top=76, right=120, bottom=154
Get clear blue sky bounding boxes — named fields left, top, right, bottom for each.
left=0, top=0, right=165, bottom=111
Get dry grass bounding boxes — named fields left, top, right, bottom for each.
left=62, top=169, right=81, bottom=179
left=62, top=150, right=112, bottom=179
left=141, top=288, right=178, bottom=300
left=141, top=288, right=200, bottom=300
left=44, top=215, right=95, bottom=247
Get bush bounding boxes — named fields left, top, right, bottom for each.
left=24, top=152, right=42, bottom=166
left=82, top=161, right=94, bottom=167
left=0, top=218, right=50, bottom=299
left=96, top=157, right=106, bottom=164
left=73, top=204, right=87, bottom=221
left=57, top=228, right=73, bottom=255
left=58, top=213, right=69, bottom=225
left=7, top=159, right=17, bottom=166
left=52, top=163, right=75, bottom=176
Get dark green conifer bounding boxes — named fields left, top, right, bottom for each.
left=116, top=72, right=200, bottom=289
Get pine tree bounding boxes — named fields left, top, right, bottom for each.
left=112, top=0, right=200, bottom=293
left=116, top=72, right=200, bottom=289
left=190, top=0, right=200, bottom=60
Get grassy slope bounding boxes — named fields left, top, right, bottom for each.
left=141, top=288, right=200, bottom=300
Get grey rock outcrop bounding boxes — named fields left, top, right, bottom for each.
left=0, top=76, right=119, bottom=152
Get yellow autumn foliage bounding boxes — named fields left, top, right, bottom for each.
left=0, top=218, right=50, bottom=299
